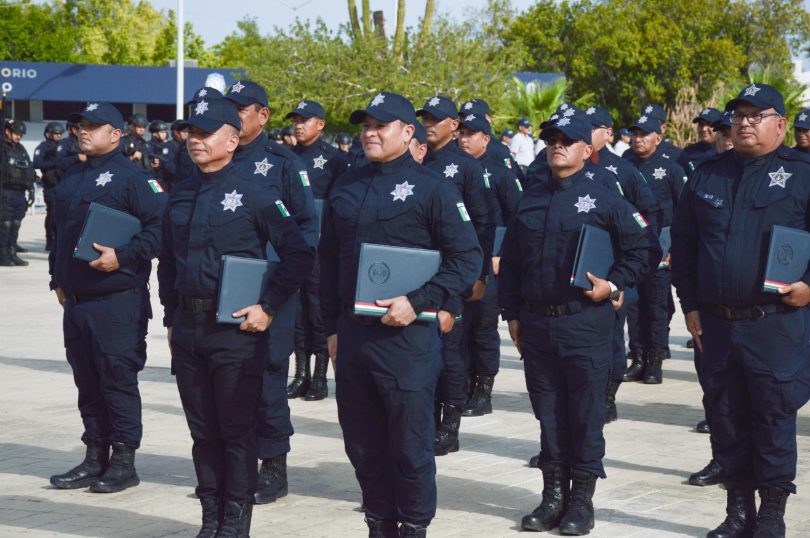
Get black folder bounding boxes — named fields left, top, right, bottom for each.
left=73, top=202, right=142, bottom=275
left=569, top=224, right=614, bottom=290
left=762, top=225, right=810, bottom=293
left=658, top=226, right=671, bottom=269
left=493, top=226, right=507, bottom=256
left=216, top=254, right=296, bottom=328
left=354, top=243, right=441, bottom=321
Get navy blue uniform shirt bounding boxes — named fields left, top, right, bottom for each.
left=480, top=152, right=522, bottom=226
left=671, top=146, right=810, bottom=313
left=48, top=148, right=166, bottom=295
left=319, top=151, right=483, bottom=336
left=499, top=169, right=660, bottom=320
left=678, top=141, right=716, bottom=175
left=629, top=146, right=687, bottom=231
left=597, top=147, right=662, bottom=234
left=157, top=162, right=315, bottom=327
left=232, top=131, right=319, bottom=247
left=33, top=140, right=60, bottom=173
left=294, top=136, right=350, bottom=199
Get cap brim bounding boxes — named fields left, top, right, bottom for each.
left=540, top=125, right=587, bottom=143
left=225, top=94, right=265, bottom=107
left=793, top=122, right=810, bottom=130
left=177, top=116, right=239, bottom=133
left=725, top=96, right=784, bottom=115
left=349, top=108, right=399, bottom=125
left=631, top=123, right=660, bottom=134
left=415, top=106, right=455, bottom=121
left=459, top=120, right=491, bottom=136
left=285, top=110, right=322, bottom=120
left=67, top=111, right=123, bottom=130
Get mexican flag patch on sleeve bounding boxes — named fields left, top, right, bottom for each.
left=148, top=179, right=164, bottom=193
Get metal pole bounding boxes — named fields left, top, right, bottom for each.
left=175, top=0, right=184, bottom=120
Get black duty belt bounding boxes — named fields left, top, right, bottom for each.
left=524, top=300, right=584, bottom=317
left=180, top=296, right=217, bottom=314
left=70, top=288, right=138, bottom=304
left=702, top=302, right=795, bottom=321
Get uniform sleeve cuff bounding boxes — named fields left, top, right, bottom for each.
left=406, top=289, right=428, bottom=315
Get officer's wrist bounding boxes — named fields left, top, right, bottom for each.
left=259, top=302, right=276, bottom=318
left=406, top=289, right=428, bottom=315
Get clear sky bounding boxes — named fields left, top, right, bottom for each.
left=150, top=0, right=538, bottom=47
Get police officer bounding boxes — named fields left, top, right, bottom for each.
left=458, top=98, right=525, bottom=185
left=585, top=105, right=662, bottom=421
left=456, top=113, right=522, bottom=417
left=408, top=121, right=428, bottom=164
left=147, top=120, right=176, bottom=190
left=622, top=104, right=683, bottom=163
left=33, top=122, right=65, bottom=251
left=157, top=98, right=313, bottom=538
left=336, top=132, right=352, bottom=153
left=224, top=79, right=319, bottom=505
left=1, top=119, right=36, bottom=267
left=672, top=83, right=810, bottom=538
left=792, top=107, right=810, bottom=153
left=499, top=114, right=658, bottom=535
left=121, top=113, right=150, bottom=170
left=319, top=91, right=482, bottom=538
left=55, top=119, right=86, bottom=174
left=418, top=95, right=495, bottom=456
left=287, top=99, right=350, bottom=401
left=678, top=107, right=723, bottom=174
left=623, top=115, right=686, bottom=384
left=47, top=102, right=166, bottom=493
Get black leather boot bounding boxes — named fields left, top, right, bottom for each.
left=689, top=459, right=722, bottom=487
left=462, top=375, right=494, bottom=417
left=528, top=451, right=542, bottom=468
left=254, top=454, right=288, bottom=504
left=304, top=353, right=329, bottom=401
left=366, top=517, right=398, bottom=538
left=753, top=487, right=789, bottom=538
left=10, top=221, right=28, bottom=266
left=521, top=464, right=570, bottom=531
left=696, top=419, right=711, bottom=433
left=0, top=246, right=13, bottom=266
left=643, top=348, right=664, bottom=384
left=90, top=442, right=140, bottom=493
left=399, top=522, right=427, bottom=537
left=14, top=243, right=27, bottom=253
left=622, top=347, right=645, bottom=382
left=434, top=401, right=442, bottom=430
left=217, top=501, right=252, bottom=538
left=434, top=404, right=462, bottom=456
left=707, top=487, right=756, bottom=538
left=286, top=351, right=310, bottom=398
left=558, top=470, right=596, bottom=535
left=49, top=438, right=110, bottom=489
left=605, top=380, right=620, bottom=424
left=196, top=497, right=221, bottom=538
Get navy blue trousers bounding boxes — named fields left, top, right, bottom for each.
left=699, top=307, right=810, bottom=493
left=62, top=288, right=149, bottom=448
left=521, top=303, right=613, bottom=478
left=335, top=315, right=441, bottom=526
left=0, top=190, right=26, bottom=247
left=462, top=279, right=501, bottom=378
left=611, top=287, right=638, bottom=382
left=255, top=317, right=295, bottom=460
left=437, top=314, right=467, bottom=406
left=294, top=257, right=327, bottom=356
left=631, top=269, right=672, bottom=350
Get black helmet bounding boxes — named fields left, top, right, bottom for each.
left=336, top=132, right=352, bottom=145
left=4, top=119, right=26, bottom=135
left=281, top=125, right=294, bottom=137
left=45, top=122, right=65, bottom=137
left=128, top=113, right=149, bottom=127
left=170, top=119, right=186, bottom=132
left=268, top=127, right=283, bottom=141
left=149, top=120, right=169, bottom=133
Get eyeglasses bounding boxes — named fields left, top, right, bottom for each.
left=544, top=135, right=578, bottom=147
left=730, top=111, right=782, bottom=125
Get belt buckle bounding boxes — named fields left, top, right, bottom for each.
left=191, top=297, right=204, bottom=314
left=548, top=305, right=559, bottom=317
left=722, top=306, right=734, bottom=320
left=752, top=306, right=766, bottom=320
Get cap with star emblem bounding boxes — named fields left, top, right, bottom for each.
left=640, top=104, right=667, bottom=123
left=285, top=100, right=325, bottom=120
left=459, top=114, right=492, bottom=136
left=177, top=98, right=241, bottom=133
left=540, top=114, right=592, bottom=144
left=540, top=103, right=584, bottom=129
left=459, top=98, right=490, bottom=118
left=693, top=107, right=722, bottom=124
left=416, top=95, right=459, bottom=121
left=712, top=111, right=733, bottom=132
left=516, top=118, right=531, bottom=128
left=725, top=83, right=785, bottom=116
left=793, top=108, right=810, bottom=130
left=349, top=92, right=417, bottom=125
left=630, top=115, right=663, bottom=134
left=67, top=102, right=125, bottom=131
left=412, top=121, right=427, bottom=145
left=225, top=80, right=268, bottom=108
left=191, top=86, right=223, bottom=104
left=584, top=105, right=613, bottom=128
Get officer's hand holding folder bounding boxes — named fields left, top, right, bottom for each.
left=73, top=202, right=141, bottom=275
left=354, top=243, right=441, bottom=322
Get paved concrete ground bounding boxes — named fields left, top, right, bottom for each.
left=1, top=213, right=809, bottom=537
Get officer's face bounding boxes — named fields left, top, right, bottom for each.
left=235, top=104, right=269, bottom=144
left=152, top=130, right=168, bottom=142
left=715, top=129, right=734, bottom=153
left=408, top=137, right=427, bottom=164
left=421, top=114, right=457, bottom=147
left=731, top=104, right=786, bottom=156
left=132, top=125, right=146, bottom=137
left=5, top=130, right=22, bottom=144
left=590, top=126, right=612, bottom=151
left=50, top=132, right=63, bottom=142
left=174, top=129, right=188, bottom=141
left=794, top=127, right=810, bottom=149
left=187, top=125, right=240, bottom=171
left=545, top=133, right=592, bottom=177
left=78, top=120, right=122, bottom=155
left=456, top=126, right=489, bottom=159
left=630, top=129, right=660, bottom=158
left=696, top=120, right=716, bottom=144
left=338, top=143, right=350, bottom=152
left=361, top=117, right=414, bottom=163
left=292, top=115, right=325, bottom=145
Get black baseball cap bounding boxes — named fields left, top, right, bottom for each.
left=349, top=92, right=417, bottom=125
left=178, top=98, right=241, bottom=133
left=459, top=98, right=490, bottom=118
left=412, top=121, right=427, bottom=145
left=416, top=95, right=458, bottom=121
left=630, top=115, right=663, bottom=134
left=286, top=100, right=325, bottom=120
left=725, top=83, right=786, bottom=116
left=225, top=80, right=269, bottom=108
left=540, top=115, right=593, bottom=144
left=584, top=105, right=613, bottom=128
left=68, top=102, right=125, bottom=131
left=693, top=107, right=722, bottom=124
left=459, top=114, right=492, bottom=136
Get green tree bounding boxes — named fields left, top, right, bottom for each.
left=0, top=1, right=80, bottom=63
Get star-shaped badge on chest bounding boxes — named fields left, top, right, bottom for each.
left=195, top=100, right=209, bottom=116
left=391, top=181, right=415, bottom=202
left=605, top=165, right=618, bottom=175
left=254, top=157, right=273, bottom=176
left=743, top=84, right=760, bottom=97
left=652, top=167, right=667, bottom=180
left=95, top=171, right=113, bottom=187
left=86, top=103, right=99, bottom=112
left=444, top=163, right=459, bottom=178
left=231, top=81, right=245, bottom=93
left=428, top=96, right=441, bottom=107
left=662, top=153, right=670, bottom=159
left=221, top=190, right=244, bottom=212
left=585, top=171, right=595, bottom=180
left=313, top=155, right=327, bottom=169
left=370, top=93, right=385, bottom=107
left=575, top=194, right=597, bottom=214
left=768, top=166, right=792, bottom=189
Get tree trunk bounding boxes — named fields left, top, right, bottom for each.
left=361, top=0, right=372, bottom=36
left=392, top=0, right=406, bottom=59
left=347, top=0, right=361, bottom=39
left=373, top=10, right=386, bottom=39
left=415, top=0, right=435, bottom=56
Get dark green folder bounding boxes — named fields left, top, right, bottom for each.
left=570, top=224, right=614, bottom=290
